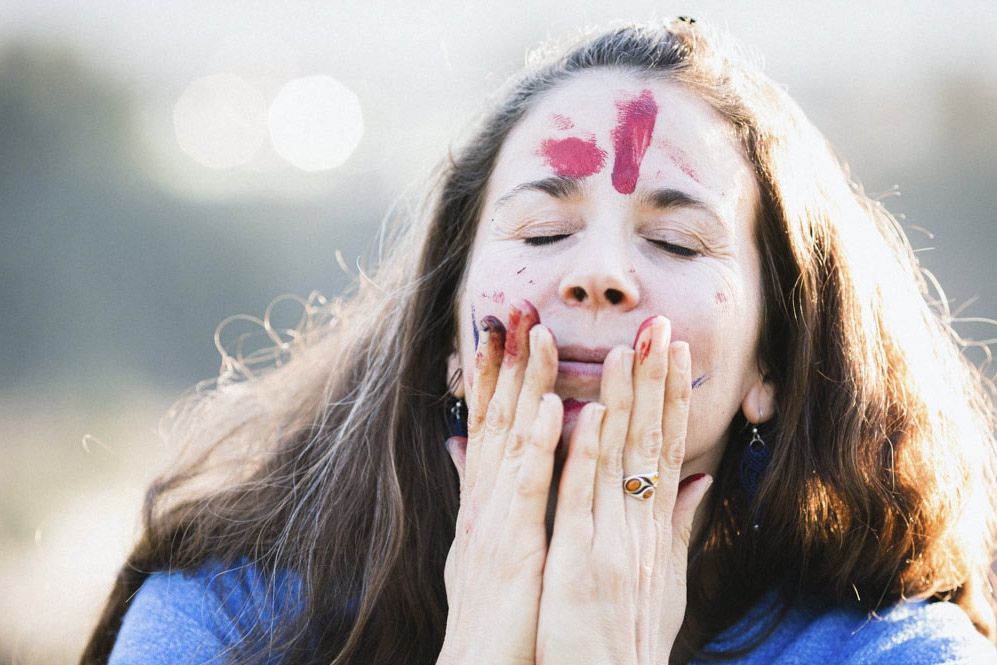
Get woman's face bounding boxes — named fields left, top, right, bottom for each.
left=452, top=70, right=775, bottom=476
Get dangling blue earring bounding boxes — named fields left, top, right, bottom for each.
left=739, top=411, right=771, bottom=532
left=448, top=398, right=467, bottom=438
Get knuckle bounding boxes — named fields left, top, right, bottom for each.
left=663, top=437, right=685, bottom=468
left=606, top=393, right=633, bottom=413
left=669, top=380, right=692, bottom=405
left=513, top=470, right=545, bottom=500
left=484, top=401, right=509, bottom=432
left=640, top=426, right=664, bottom=451
left=646, top=364, right=668, bottom=383
left=599, top=449, right=623, bottom=477
left=577, top=440, right=600, bottom=462
left=505, top=431, right=527, bottom=458
left=467, top=410, right=486, bottom=436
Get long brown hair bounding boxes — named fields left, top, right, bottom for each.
left=81, top=19, right=997, bottom=664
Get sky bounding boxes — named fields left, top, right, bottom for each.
left=2, top=0, right=996, bottom=201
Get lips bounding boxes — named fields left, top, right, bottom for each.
left=556, top=345, right=612, bottom=379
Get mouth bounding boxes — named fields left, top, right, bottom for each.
left=556, top=345, right=612, bottom=379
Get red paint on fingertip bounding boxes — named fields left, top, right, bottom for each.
left=538, top=136, right=607, bottom=178
left=504, top=308, right=522, bottom=363
left=638, top=339, right=651, bottom=365
left=512, top=298, right=540, bottom=324
left=634, top=316, right=659, bottom=348
left=679, top=473, right=707, bottom=490
left=611, top=90, right=658, bottom=195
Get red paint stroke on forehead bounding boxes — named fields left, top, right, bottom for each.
left=538, top=137, right=607, bottom=178
left=611, top=90, right=658, bottom=194
left=661, top=140, right=702, bottom=185
left=551, top=113, right=574, bottom=130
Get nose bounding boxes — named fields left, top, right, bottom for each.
left=558, top=234, right=640, bottom=311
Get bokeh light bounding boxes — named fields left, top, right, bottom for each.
left=268, top=75, right=364, bottom=172
left=173, top=73, right=268, bottom=169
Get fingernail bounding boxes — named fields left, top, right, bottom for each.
left=634, top=315, right=659, bottom=348
left=530, top=324, right=553, bottom=347
left=678, top=472, right=707, bottom=490
left=511, top=298, right=539, bottom=323
left=672, top=341, right=690, bottom=370
left=480, top=315, right=504, bottom=334
left=620, top=348, right=635, bottom=380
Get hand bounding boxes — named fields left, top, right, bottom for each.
left=535, top=316, right=712, bottom=665
left=439, top=300, right=562, bottom=665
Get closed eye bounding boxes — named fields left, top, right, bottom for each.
left=523, top=234, right=571, bottom=247
left=648, top=238, right=699, bottom=257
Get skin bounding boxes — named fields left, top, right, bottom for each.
left=440, top=72, right=777, bottom=665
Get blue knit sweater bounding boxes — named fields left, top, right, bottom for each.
left=107, top=562, right=997, bottom=664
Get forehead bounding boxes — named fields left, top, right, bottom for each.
left=483, top=70, right=758, bottom=226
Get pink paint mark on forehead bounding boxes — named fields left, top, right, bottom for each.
left=661, top=140, right=702, bottom=185
left=551, top=113, right=575, bottom=130
left=538, top=136, right=607, bottom=178
left=611, top=90, right=658, bottom=195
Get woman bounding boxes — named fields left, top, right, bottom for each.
left=82, top=18, right=997, bottom=665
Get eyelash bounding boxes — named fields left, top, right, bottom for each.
left=648, top=239, right=699, bottom=257
left=523, top=234, right=570, bottom=246
left=523, top=234, right=698, bottom=258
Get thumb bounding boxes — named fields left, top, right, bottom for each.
left=445, top=436, right=468, bottom=486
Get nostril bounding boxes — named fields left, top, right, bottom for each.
left=605, top=288, right=624, bottom=305
left=571, top=286, right=587, bottom=302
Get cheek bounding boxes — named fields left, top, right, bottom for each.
left=458, top=255, right=544, bottom=373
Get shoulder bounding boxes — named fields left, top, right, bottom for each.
left=107, top=560, right=300, bottom=665
left=700, top=593, right=997, bottom=665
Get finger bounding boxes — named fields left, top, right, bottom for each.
left=592, top=346, right=634, bottom=530
left=505, top=324, right=558, bottom=461
left=464, top=316, right=505, bottom=492
left=478, top=300, right=540, bottom=488
left=651, top=472, right=712, bottom=663
left=508, top=393, right=563, bottom=528
left=654, top=341, right=692, bottom=517
left=445, top=436, right=468, bottom=487
left=622, top=316, right=670, bottom=513
left=552, top=402, right=605, bottom=537
left=651, top=341, right=693, bottom=596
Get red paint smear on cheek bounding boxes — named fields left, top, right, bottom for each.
left=538, top=137, right=607, bottom=178
left=611, top=90, right=658, bottom=194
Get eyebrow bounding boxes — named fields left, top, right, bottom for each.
left=638, top=187, right=729, bottom=232
left=492, top=175, right=583, bottom=212
left=492, top=178, right=729, bottom=232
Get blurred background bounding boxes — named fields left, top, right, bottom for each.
left=1, top=0, right=995, bottom=662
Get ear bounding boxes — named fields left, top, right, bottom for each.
left=446, top=350, right=465, bottom=399
left=741, top=371, right=776, bottom=424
